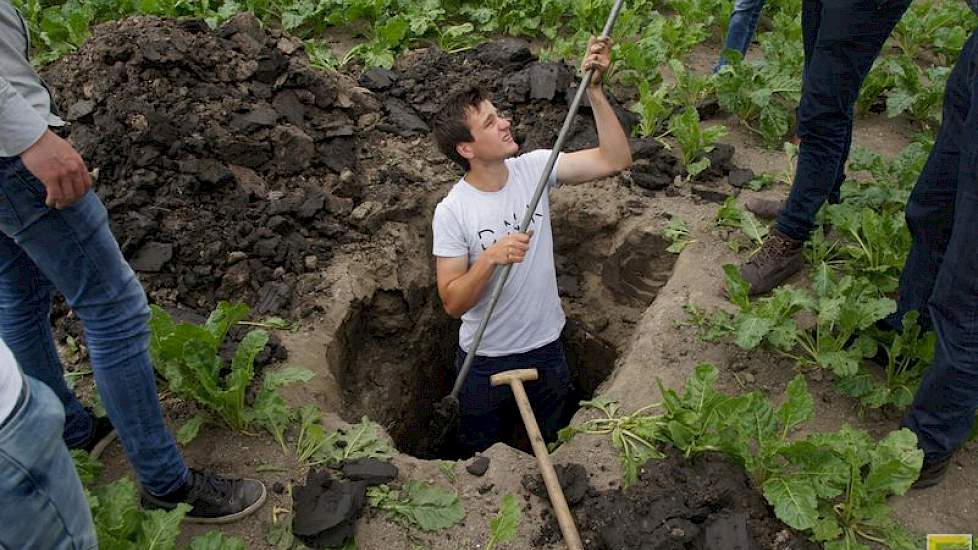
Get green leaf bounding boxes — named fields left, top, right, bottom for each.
left=687, top=157, right=711, bottom=178
left=486, top=494, right=521, bottom=549
left=863, top=428, right=923, bottom=497
left=205, top=302, right=251, bottom=346
left=71, top=449, right=102, bottom=486
left=264, top=520, right=295, bottom=549
left=375, top=16, right=409, bottom=47
left=684, top=363, right=719, bottom=413
left=761, top=476, right=818, bottom=530
left=817, top=350, right=860, bottom=377
left=315, top=416, right=396, bottom=465
left=811, top=263, right=835, bottom=297
left=369, top=481, right=465, bottom=531
left=779, top=441, right=848, bottom=499
left=138, top=505, right=190, bottom=550
left=739, top=211, right=769, bottom=246
left=188, top=530, right=246, bottom=550
left=765, top=318, right=800, bottom=351
left=811, top=515, right=842, bottom=541
left=263, top=366, right=315, bottom=389
left=723, top=264, right=751, bottom=310
left=666, top=240, right=689, bottom=253
left=92, top=478, right=143, bottom=543
left=176, top=414, right=206, bottom=445
left=664, top=217, right=692, bottom=254
left=776, top=375, right=814, bottom=433
left=734, top=313, right=774, bottom=349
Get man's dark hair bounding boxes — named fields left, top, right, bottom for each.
left=431, top=86, right=487, bottom=171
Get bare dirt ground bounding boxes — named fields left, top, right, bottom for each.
left=58, top=15, right=975, bottom=550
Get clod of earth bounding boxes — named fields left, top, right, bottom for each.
left=292, top=469, right=367, bottom=549
left=522, top=463, right=590, bottom=507
left=465, top=455, right=490, bottom=477
left=695, top=142, right=737, bottom=182
left=340, top=458, right=399, bottom=486
left=728, top=167, right=757, bottom=189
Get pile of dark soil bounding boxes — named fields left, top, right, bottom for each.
left=358, top=40, right=684, bottom=190
left=526, top=451, right=819, bottom=550
left=43, top=13, right=375, bottom=315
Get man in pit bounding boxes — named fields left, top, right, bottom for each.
left=430, top=37, right=632, bottom=455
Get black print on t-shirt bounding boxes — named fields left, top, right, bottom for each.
left=477, top=207, right=543, bottom=250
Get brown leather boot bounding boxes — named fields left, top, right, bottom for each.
left=740, top=229, right=804, bottom=296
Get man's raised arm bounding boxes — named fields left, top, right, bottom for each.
left=556, top=37, right=633, bottom=185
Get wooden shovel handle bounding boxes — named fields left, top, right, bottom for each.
left=506, top=379, right=584, bottom=550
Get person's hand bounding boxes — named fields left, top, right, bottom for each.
left=485, top=232, right=532, bottom=265
left=582, top=36, right=613, bottom=88
left=19, top=130, right=92, bottom=209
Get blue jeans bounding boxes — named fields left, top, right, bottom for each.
left=775, top=0, right=912, bottom=241
left=0, top=376, right=96, bottom=550
left=0, top=156, right=187, bottom=496
left=718, top=0, right=767, bottom=67
left=454, top=338, right=571, bottom=455
left=900, top=30, right=978, bottom=463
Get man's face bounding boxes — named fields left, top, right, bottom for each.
left=459, top=100, right=518, bottom=163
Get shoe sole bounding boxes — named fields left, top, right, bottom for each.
left=90, top=430, right=118, bottom=461
left=184, top=481, right=268, bottom=525
left=911, top=477, right=944, bottom=490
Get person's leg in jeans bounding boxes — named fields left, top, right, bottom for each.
left=0, top=157, right=187, bottom=496
left=0, top=376, right=97, bottom=550
left=520, top=340, right=572, bottom=442
left=883, top=35, right=976, bottom=333
left=717, top=0, right=768, bottom=68
left=455, top=347, right=511, bottom=455
left=0, top=245, right=93, bottom=447
left=901, top=30, right=978, bottom=466
left=739, top=0, right=910, bottom=295
left=455, top=339, right=571, bottom=455
left=776, top=0, right=912, bottom=242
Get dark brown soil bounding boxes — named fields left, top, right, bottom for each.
left=43, top=13, right=373, bottom=316
left=526, top=451, right=819, bottom=550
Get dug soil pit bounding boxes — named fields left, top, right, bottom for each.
left=45, top=12, right=684, bottom=462
left=526, top=451, right=819, bottom=550
left=329, top=203, right=678, bottom=459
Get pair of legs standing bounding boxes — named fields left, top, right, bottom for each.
left=0, top=155, right=265, bottom=529
left=454, top=338, right=571, bottom=456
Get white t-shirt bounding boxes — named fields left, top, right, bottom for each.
left=0, top=338, right=23, bottom=425
left=432, top=149, right=565, bottom=356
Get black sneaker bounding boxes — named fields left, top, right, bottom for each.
left=69, top=410, right=117, bottom=461
left=911, top=456, right=952, bottom=490
left=142, top=469, right=267, bottom=524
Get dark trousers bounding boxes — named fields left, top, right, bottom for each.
left=454, top=339, right=571, bottom=456
left=900, top=30, right=978, bottom=462
left=775, top=0, right=912, bottom=241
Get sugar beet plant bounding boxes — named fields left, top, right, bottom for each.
left=688, top=265, right=934, bottom=411
left=668, top=107, right=728, bottom=179
left=559, top=365, right=924, bottom=549
left=72, top=451, right=246, bottom=550
left=149, top=301, right=313, bottom=443
left=688, top=142, right=936, bottom=410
